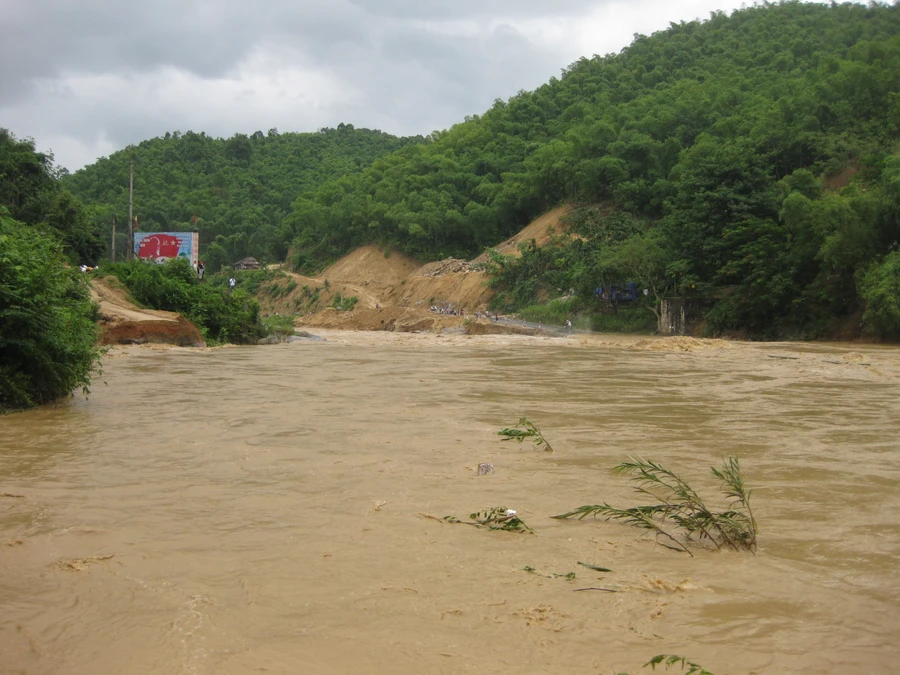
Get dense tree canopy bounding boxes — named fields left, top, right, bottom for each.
left=0, top=130, right=104, bottom=264
left=0, top=208, right=102, bottom=410
left=0, top=133, right=104, bottom=410
left=283, top=2, right=898, bottom=273
left=64, top=125, right=423, bottom=271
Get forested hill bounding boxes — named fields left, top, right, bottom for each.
left=285, top=0, right=900, bottom=338
left=290, top=1, right=898, bottom=263
left=63, top=125, right=423, bottom=270
left=61, top=1, right=900, bottom=338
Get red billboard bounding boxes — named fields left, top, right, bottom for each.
left=133, top=232, right=199, bottom=267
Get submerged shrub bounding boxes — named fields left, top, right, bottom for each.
left=554, top=457, right=757, bottom=555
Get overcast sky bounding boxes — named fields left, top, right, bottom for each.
left=2, top=0, right=783, bottom=172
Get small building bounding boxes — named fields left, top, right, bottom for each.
left=234, top=257, right=260, bottom=270
left=660, top=297, right=688, bottom=335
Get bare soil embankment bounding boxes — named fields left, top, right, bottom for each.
left=272, top=206, right=574, bottom=334
left=90, top=277, right=206, bottom=347
left=470, top=204, right=572, bottom=263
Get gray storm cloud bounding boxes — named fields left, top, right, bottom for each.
left=0, top=0, right=757, bottom=171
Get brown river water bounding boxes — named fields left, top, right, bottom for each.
left=1, top=330, right=899, bottom=675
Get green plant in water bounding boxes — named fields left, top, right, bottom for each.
left=523, top=566, right=576, bottom=580
left=644, top=654, right=716, bottom=675
left=497, top=417, right=554, bottom=452
left=553, top=457, right=756, bottom=556
left=614, top=654, right=718, bottom=675
left=444, top=507, right=534, bottom=534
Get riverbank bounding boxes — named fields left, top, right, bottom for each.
left=90, top=276, right=206, bottom=347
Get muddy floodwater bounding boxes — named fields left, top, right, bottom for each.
left=2, top=331, right=899, bottom=675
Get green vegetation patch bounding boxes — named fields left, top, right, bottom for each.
left=330, top=294, right=359, bottom=311
left=102, top=259, right=265, bottom=344
left=0, top=209, right=103, bottom=410
left=517, top=297, right=581, bottom=326
left=261, top=313, right=295, bottom=337
left=553, top=457, right=757, bottom=556
left=497, top=417, right=554, bottom=452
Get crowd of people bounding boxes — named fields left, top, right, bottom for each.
left=191, top=260, right=206, bottom=280
left=430, top=304, right=465, bottom=316
left=429, top=304, right=501, bottom=321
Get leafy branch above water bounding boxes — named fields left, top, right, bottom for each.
left=523, top=566, right=576, bottom=580
left=612, top=654, right=720, bottom=675
left=444, top=507, right=534, bottom=534
left=553, top=457, right=757, bottom=555
left=641, top=654, right=717, bottom=675
left=497, top=417, right=554, bottom=452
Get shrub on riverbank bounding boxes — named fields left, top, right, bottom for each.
left=102, top=259, right=265, bottom=344
left=261, top=313, right=295, bottom=337
left=858, top=251, right=900, bottom=339
left=518, top=297, right=581, bottom=326
left=0, top=209, right=103, bottom=411
left=590, top=306, right=658, bottom=334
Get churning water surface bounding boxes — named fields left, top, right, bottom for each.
left=1, top=331, right=898, bottom=674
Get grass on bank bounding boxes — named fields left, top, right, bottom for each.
left=590, top=306, right=658, bottom=333
left=518, top=297, right=580, bottom=325
left=261, top=313, right=296, bottom=337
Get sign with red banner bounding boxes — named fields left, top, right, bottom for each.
left=133, top=231, right=199, bottom=266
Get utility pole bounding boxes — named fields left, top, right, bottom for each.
left=111, top=214, right=117, bottom=262
left=127, top=159, right=134, bottom=260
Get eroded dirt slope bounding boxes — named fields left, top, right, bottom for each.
left=91, top=277, right=206, bottom=347
left=470, top=204, right=573, bottom=264
left=273, top=207, right=576, bottom=332
left=319, top=244, right=420, bottom=288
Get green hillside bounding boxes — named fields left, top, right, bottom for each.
left=63, top=125, right=423, bottom=271
left=286, top=0, right=900, bottom=338
left=60, top=0, right=900, bottom=339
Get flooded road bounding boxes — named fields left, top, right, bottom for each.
left=1, top=331, right=899, bottom=674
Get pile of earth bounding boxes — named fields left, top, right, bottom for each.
left=90, top=277, right=206, bottom=347
left=470, top=205, right=572, bottom=263
left=260, top=205, right=574, bottom=334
